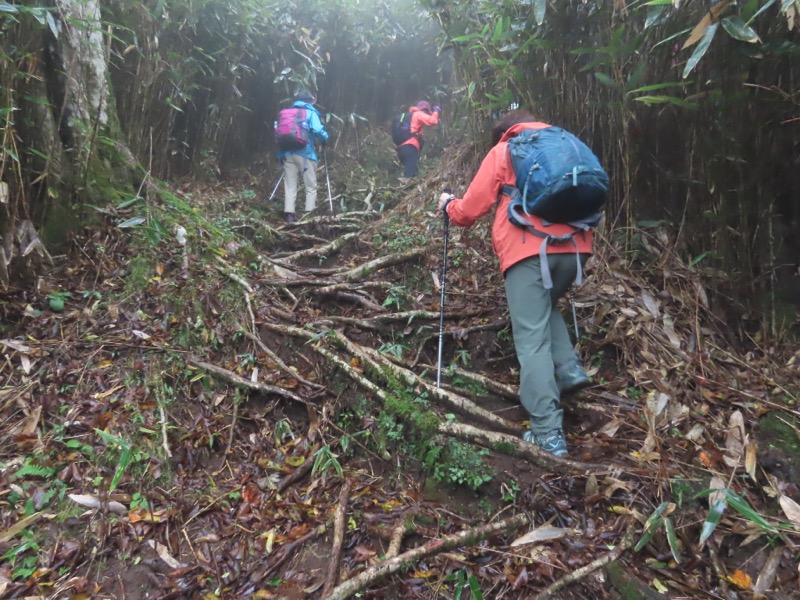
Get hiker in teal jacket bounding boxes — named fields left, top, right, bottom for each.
left=277, top=90, right=329, bottom=223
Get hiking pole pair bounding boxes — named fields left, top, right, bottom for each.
left=436, top=188, right=452, bottom=389
left=322, top=146, right=334, bottom=214
left=268, top=173, right=284, bottom=201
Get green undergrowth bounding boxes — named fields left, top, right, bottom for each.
left=369, top=370, right=493, bottom=491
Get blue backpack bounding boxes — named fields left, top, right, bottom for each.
left=502, top=126, right=609, bottom=289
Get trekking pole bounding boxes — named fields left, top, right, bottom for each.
left=436, top=188, right=452, bottom=389
left=570, top=289, right=580, bottom=341
left=323, top=146, right=334, bottom=214
left=268, top=173, right=284, bottom=201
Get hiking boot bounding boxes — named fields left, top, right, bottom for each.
left=523, top=429, right=568, bottom=457
left=555, top=360, right=591, bottom=396
left=284, top=212, right=297, bottom=224
left=397, top=177, right=411, bottom=185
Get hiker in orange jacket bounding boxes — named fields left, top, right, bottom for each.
left=438, top=109, right=593, bottom=457
left=396, top=100, right=440, bottom=181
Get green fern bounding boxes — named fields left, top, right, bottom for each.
left=14, top=464, right=56, bottom=479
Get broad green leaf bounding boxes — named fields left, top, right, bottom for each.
left=533, top=0, right=546, bottom=26
left=664, top=517, right=681, bottom=563
left=118, top=216, right=146, bottom=228
left=699, top=496, right=726, bottom=546
left=683, top=22, right=719, bottom=79
left=721, top=16, right=760, bottom=42
left=0, top=2, right=19, bottom=13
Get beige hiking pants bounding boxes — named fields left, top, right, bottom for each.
left=282, top=154, right=318, bottom=214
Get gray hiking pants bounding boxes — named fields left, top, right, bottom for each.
left=283, top=154, right=318, bottom=214
left=504, top=253, right=589, bottom=436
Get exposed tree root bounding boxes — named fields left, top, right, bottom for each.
left=277, top=232, right=358, bottom=264
left=334, top=248, right=425, bottom=282
left=188, top=357, right=314, bottom=405
left=329, top=330, right=521, bottom=432
left=323, top=479, right=353, bottom=597
left=440, top=422, right=606, bottom=474
left=422, top=364, right=519, bottom=400
left=321, top=308, right=486, bottom=332
left=240, top=329, right=323, bottom=389
left=323, top=513, right=530, bottom=600
left=318, top=290, right=385, bottom=311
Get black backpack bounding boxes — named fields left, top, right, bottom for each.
left=391, top=111, right=413, bottom=145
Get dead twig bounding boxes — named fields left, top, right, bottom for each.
left=323, top=479, right=353, bottom=597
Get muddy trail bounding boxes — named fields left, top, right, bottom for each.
left=1, top=132, right=800, bottom=600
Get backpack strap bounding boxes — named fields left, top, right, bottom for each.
left=502, top=185, right=596, bottom=290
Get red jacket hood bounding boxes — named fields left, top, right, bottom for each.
left=499, top=122, right=551, bottom=143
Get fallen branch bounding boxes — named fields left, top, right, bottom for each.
left=440, top=422, right=605, bottom=474
left=323, top=513, right=529, bottom=600
left=323, top=479, right=353, bottom=597
left=188, top=357, right=311, bottom=405
left=533, top=519, right=636, bottom=600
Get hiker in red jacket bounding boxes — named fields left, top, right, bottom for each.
left=438, top=110, right=593, bottom=457
left=396, top=100, right=441, bottom=182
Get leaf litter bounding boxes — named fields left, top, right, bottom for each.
left=0, top=149, right=799, bottom=599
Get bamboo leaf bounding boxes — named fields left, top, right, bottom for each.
left=721, top=16, right=760, bottom=42
left=492, top=18, right=503, bottom=43
left=118, top=216, right=146, bottom=228
left=724, top=489, right=778, bottom=532
left=664, top=517, right=681, bottom=563
left=0, top=1, right=18, bottom=13
left=533, top=0, right=546, bottom=26
left=632, top=95, right=698, bottom=109
left=746, top=0, right=777, bottom=26
left=628, top=82, right=690, bottom=94
left=682, top=22, right=719, bottom=79
left=699, top=496, right=727, bottom=547
left=594, top=72, right=619, bottom=89
left=682, top=0, right=728, bottom=49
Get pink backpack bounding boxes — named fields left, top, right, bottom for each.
left=275, top=107, right=310, bottom=151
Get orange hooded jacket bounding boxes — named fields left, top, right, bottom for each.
left=444, top=122, right=593, bottom=275
left=398, top=106, right=440, bottom=151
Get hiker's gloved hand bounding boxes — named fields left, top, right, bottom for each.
left=433, top=105, right=442, bottom=114
left=439, top=192, right=456, bottom=211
